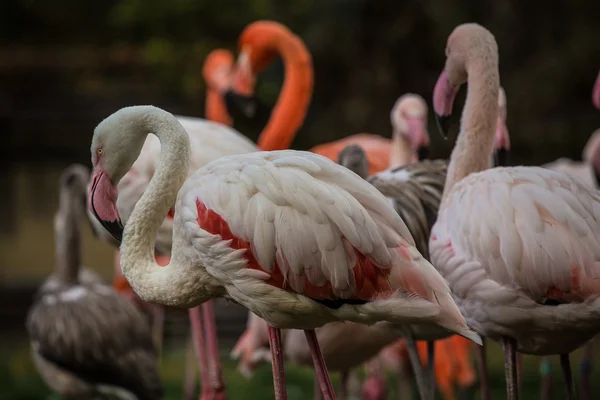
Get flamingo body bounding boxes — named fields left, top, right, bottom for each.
left=174, top=150, right=479, bottom=340
left=430, top=166, right=600, bottom=355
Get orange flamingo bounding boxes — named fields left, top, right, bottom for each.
left=231, top=21, right=398, bottom=173
left=228, top=20, right=477, bottom=399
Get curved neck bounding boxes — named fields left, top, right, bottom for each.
left=256, top=33, right=313, bottom=151
left=54, top=190, right=83, bottom=284
left=390, top=131, right=416, bottom=168
left=119, top=108, right=205, bottom=307
left=442, top=61, right=499, bottom=201
left=205, top=89, right=233, bottom=126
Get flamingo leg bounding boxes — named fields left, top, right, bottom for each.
left=539, top=356, right=552, bottom=400
left=189, top=307, right=212, bottom=400
left=404, top=335, right=430, bottom=400
left=304, top=329, right=337, bottom=400
left=502, top=336, right=519, bottom=400
left=313, top=375, right=323, bottom=400
left=516, top=351, right=523, bottom=393
left=426, top=341, right=436, bottom=400
left=560, top=353, right=576, bottom=400
left=202, top=301, right=226, bottom=400
left=580, top=339, right=594, bottom=400
left=183, top=334, right=198, bottom=400
left=474, top=338, right=490, bottom=400
left=267, top=325, right=288, bottom=400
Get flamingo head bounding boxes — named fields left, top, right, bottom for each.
left=433, top=23, right=498, bottom=139
left=88, top=107, right=150, bottom=242
left=493, top=86, right=510, bottom=167
left=593, top=70, right=600, bottom=110
left=391, top=93, right=430, bottom=160
left=202, top=49, right=234, bottom=94
left=226, top=21, right=289, bottom=119
left=338, top=144, right=369, bottom=179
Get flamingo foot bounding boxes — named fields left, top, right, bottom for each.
left=361, top=375, right=387, bottom=400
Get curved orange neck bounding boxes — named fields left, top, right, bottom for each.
left=256, top=32, right=313, bottom=151
left=205, top=88, right=233, bottom=126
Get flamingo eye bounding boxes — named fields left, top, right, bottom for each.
left=97, top=148, right=104, bottom=156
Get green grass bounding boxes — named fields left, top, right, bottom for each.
left=2, top=335, right=600, bottom=399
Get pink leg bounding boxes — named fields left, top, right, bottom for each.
left=202, top=301, right=226, bottom=400
left=268, top=325, right=288, bottom=400
left=189, top=307, right=212, bottom=400
left=304, top=329, right=336, bottom=400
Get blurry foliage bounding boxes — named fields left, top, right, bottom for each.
left=0, top=0, right=599, bottom=162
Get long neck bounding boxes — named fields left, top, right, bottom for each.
left=205, top=88, right=233, bottom=126
left=442, top=60, right=499, bottom=201
left=390, top=131, right=416, bottom=168
left=119, top=109, right=212, bottom=307
left=256, top=33, right=313, bottom=151
left=54, top=190, right=82, bottom=284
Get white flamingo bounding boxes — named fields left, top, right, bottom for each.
left=87, top=105, right=482, bottom=400
left=429, top=23, right=600, bottom=400
left=87, top=114, right=258, bottom=400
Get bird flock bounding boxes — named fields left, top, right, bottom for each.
left=25, top=20, right=600, bottom=400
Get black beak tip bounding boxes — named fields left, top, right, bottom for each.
left=223, top=90, right=258, bottom=119
left=494, top=148, right=510, bottom=168
left=101, top=219, right=124, bottom=243
left=417, top=146, right=430, bottom=161
left=434, top=114, right=451, bottom=140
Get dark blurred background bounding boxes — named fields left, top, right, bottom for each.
left=1, top=0, right=599, bottom=398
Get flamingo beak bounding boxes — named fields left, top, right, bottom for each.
left=225, top=48, right=259, bottom=119
left=406, top=117, right=430, bottom=161
left=232, top=48, right=256, bottom=97
left=493, top=115, right=510, bottom=167
left=433, top=70, right=459, bottom=140
left=88, top=165, right=123, bottom=242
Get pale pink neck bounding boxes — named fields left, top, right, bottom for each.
left=390, top=131, right=416, bottom=168
left=442, top=61, right=499, bottom=201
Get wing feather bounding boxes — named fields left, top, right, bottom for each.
left=434, top=166, right=600, bottom=302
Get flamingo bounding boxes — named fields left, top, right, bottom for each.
left=87, top=105, right=482, bottom=400
left=27, top=164, right=162, bottom=400
left=229, top=20, right=429, bottom=175
left=359, top=87, right=510, bottom=400
left=429, top=23, right=600, bottom=400
left=87, top=49, right=260, bottom=400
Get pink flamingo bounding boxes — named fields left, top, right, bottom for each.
left=87, top=105, right=482, bottom=400
left=430, top=23, right=600, bottom=400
